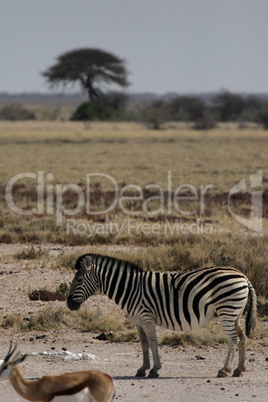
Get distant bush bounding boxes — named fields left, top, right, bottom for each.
left=71, top=101, right=112, bottom=121
left=0, top=104, right=35, bottom=121
left=71, top=91, right=127, bottom=121
left=139, top=91, right=267, bottom=129
left=38, top=106, right=62, bottom=121
left=141, top=100, right=170, bottom=129
left=212, top=90, right=245, bottom=122
left=193, top=110, right=217, bottom=130
left=257, top=109, right=268, bottom=129
left=167, top=95, right=205, bottom=121
left=240, top=96, right=264, bottom=123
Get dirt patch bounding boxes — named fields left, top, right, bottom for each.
left=0, top=244, right=267, bottom=401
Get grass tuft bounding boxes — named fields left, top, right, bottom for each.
left=28, top=283, right=69, bottom=302
left=0, top=306, right=123, bottom=334
left=161, top=321, right=228, bottom=347
left=15, top=246, right=45, bottom=260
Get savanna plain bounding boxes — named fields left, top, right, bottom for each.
left=0, top=121, right=267, bottom=401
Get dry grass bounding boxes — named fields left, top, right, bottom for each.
left=0, top=121, right=267, bottom=346
left=160, top=318, right=268, bottom=348
left=0, top=121, right=267, bottom=188
left=0, top=305, right=124, bottom=333
left=1, top=305, right=267, bottom=347
left=15, top=246, right=45, bottom=260
left=84, top=236, right=268, bottom=298
left=161, top=320, right=227, bottom=347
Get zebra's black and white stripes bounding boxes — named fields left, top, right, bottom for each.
left=67, top=254, right=257, bottom=378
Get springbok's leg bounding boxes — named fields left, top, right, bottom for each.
left=141, top=320, right=161, bottom=378
left=233, top=316, right=247, bottom=377
left=135, top=325, right=150, bottom=377
left=217, top=318, right=238, bottom=377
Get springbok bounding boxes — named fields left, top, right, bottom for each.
left=0, top=342, right=115, bottom=402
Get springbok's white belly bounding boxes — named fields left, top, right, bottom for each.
left=52, top=387, right=94, bottom=402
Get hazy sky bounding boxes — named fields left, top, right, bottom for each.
left=0, top=0, right=267, bottom=94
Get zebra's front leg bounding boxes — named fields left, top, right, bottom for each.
left=135, top=325, right=150, bottom=377
left=142, top=320, right=161, bottom=378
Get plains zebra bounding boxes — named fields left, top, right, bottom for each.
left=67, top=254, right=257, bottom=378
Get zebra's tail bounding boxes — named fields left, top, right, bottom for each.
left=245, top=280, right=257, bottom=338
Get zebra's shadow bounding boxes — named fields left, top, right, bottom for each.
left=112, top=376, right=210, bottom=380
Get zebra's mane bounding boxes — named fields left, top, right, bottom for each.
left=75, top=253, right=143, bottom=273
left=75, top=255, right=243, bottom=278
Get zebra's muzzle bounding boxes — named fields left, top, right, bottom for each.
left=67, top=295, right=82, bottom=311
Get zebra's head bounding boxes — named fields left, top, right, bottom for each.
left=67, top=254, right=99, bottom=311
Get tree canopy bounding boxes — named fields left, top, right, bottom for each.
left=42, top=48, right=129, bottom=101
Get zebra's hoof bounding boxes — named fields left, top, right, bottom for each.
left=217, top=370, right=228, bottom=378
left=232, top=370, right=243, bottom=377
left=135, top=370, right=146, bottom=377
left=148, top=371, right=159, bottom=378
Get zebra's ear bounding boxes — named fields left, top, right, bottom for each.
left=75, top=254, right=93, bottom=271
left=83, top=255, right=93, bottom=270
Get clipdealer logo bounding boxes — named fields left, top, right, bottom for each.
left=4, top=171, right=213, bottom=230
left=228, top=170, right=263, bottom=233
left=5, top=170, right=263, bottom=234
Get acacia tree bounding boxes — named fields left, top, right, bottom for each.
left=42, top=48, right=129, bottom=101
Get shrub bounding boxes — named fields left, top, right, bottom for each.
left=15, top=246, right=44, bottom=260
left=212, top=90, right=245, bottom=122
left=167, top=95, right=205, bottom=121
left=193, top=110, right=217, bottom=130
left=71, top=91, right=127, bottom=121
left=28, top=283, right=69, bottom=301
left=71, top=101, right=113, bottom=121
left=142, top=108, right=165, bottom=130
left=257, top=109, right=268, bottom=129
left=0, top=104, right=35, bottom=121
left=0, top=306, right=123, bottom=333
left=142, top=101, right=169, bottom=130
left=160, top=323, right=227, bottom=347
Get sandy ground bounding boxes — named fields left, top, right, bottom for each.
left=0, top=244, right=267, bottom=401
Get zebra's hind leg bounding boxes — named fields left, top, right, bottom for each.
left=135, top=325, right=150, bottom=377
left=217, top=319, right=238, bottom=378
left=232, top=316, right=247, bottom=377
left=141, top=320, right=161, bottom=378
